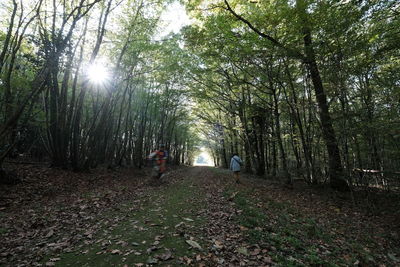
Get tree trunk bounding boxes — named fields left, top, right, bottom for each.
left=0, top=0, right=17, bottom=75
left=302, top=31, right=348, bottom=190
left=272, top=89, right=291, bottom=184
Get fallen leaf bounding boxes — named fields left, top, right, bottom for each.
left=239, top=225, right=248, bottom=231
left=186, top=240, right=202, bottom=250
left=156, top=249, right=173, bottom=261
left=46, top=229, right=54, bottom=238
left=237, top=247, right=249, bottom=256
left=111, top=249, right=121, bottom=255
left=175, top=222, right=184, bottom=228
left=251, top=248, right=261, bottom=256
left=228, top=191, right=238, bottom=200
left=263, top=256, right=273, bottom=263
left=182, top=256, right=193, bottom=264
left=146, top=246, right=159, bottom=254
left=154, top=235, right=163, bottom=241
left=214, top=240, right=224, bottom=249
left=388, top=253, right=399, bottom=262
left=146, top=257, right=158, bottom=264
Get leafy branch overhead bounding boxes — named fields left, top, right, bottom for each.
left=223, top=0, right=305, bottom=60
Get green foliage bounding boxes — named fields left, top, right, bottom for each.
left=182, top=0, right=400, bottom=183
left=0, top=0, right=201, bottom=168
left=0, top=0, right=398, bottom=185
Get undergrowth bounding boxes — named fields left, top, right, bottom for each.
left=227, top=187, right=384, bottom=266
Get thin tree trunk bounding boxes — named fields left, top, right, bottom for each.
left=0, top=0, right=17, bottom=75
left=272, top=89, right=291, bottom=184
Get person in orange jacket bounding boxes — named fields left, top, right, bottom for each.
left=148, top=144, right=168, bottom=178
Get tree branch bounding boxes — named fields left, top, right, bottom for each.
left=223, top=0, right=305, bottom=60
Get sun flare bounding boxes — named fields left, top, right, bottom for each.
left=87, top=63, right=109, bottom=85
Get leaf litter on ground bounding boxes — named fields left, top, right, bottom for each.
left=0, top=164, right=399, bottom=266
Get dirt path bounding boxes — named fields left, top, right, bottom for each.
left=1, top=166, right=399, bottom=266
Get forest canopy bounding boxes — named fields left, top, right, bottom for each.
left=183, top=0, right=400, bottom=190
left=0, top=0, right=399, bottom=190
left=1, top=2, right=400, bottom=266
left=0, top=0, right=199, bottom=173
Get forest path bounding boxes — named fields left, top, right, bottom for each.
left=1, top=166, right=399, bottom=266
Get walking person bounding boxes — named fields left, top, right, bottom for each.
left=148, top=144, right=168, bottom=178
left=230, top=152, right=243, bottom=184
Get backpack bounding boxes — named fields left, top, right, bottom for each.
left=233, top=156, right=242, bottom=166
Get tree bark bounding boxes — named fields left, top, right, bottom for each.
left=302, top=28, right=348, bottom=190
left=0, top=0, right=17, bottom=75
left=272, top=88, right=291, bottom=184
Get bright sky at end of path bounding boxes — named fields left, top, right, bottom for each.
left=193, top=147, right=215, bottom=167
left=157, top=1, right=191, bottom=38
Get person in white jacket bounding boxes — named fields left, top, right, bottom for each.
left=230, top=153, right=243, bottom=184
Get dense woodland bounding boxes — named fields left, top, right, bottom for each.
left=184, top=0, right=399, bottom=190
left=0, top=0, right=199, bottom=175
left=1, top=1, right=400, bottom=266
left=0, top=0, right=399, bottom=190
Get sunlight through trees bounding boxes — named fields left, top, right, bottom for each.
left=0, top=0, right=399, bottom=190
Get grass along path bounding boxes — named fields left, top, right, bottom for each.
left=47, top=168, right=207, bottom=266
left=208, top=168, right=399, bottom=266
